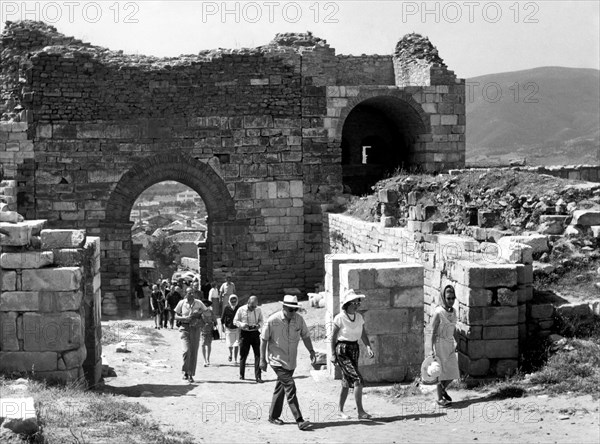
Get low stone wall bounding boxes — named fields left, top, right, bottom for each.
left=1, top=180, right=101, bottom=385
left=324, top=213, right=536, bottom=378
left=452, top=165, right=600, bottom=183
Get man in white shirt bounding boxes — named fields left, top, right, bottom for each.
left=234, top=295, right=263, bottom=383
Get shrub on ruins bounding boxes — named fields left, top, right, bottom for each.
left=147, top=232, right=180, bottom=278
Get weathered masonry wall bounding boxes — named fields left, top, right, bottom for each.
left=1, top=179, right=101, bottom=385
left=324, top=213, right=539, bottom=378
left=454, top=165, right=600, bottom=183
left=1, top=22, right=466, bottom=311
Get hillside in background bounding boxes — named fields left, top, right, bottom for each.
left=466, top=67, right=600, bottom=166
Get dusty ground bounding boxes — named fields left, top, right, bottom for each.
left=99, top=303, right=599, bottom=444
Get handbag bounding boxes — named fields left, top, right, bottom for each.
left=212, top=328, right=220, bottom=340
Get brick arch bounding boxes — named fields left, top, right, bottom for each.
left=106, top=152, right=235, bottom=223
left=334, top=90, right=430, bottom=140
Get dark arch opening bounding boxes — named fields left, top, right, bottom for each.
left=341, top=96, right=427, bottom=195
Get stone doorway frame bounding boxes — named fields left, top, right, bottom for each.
left=102, top=151, right=235, bottom=313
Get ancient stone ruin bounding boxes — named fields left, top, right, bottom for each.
left=0, top=21, right=465, bottom=315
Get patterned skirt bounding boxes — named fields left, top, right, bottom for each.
left=335, top=341, right=364, bottom=389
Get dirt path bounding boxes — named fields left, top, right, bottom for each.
left=100, top=304, right=599, bottom=444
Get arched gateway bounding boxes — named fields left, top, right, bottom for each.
left=0, top=23, right=465, bottom=312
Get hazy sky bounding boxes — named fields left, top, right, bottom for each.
left=1, top=1, right=598, bottom=78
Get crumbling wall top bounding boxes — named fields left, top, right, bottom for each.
left=394, top=33, right=445, bottom=67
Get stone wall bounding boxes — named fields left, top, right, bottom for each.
left=324, top=212, right=543, bottom=378
left=453, top=165, right=600, bottom=183
left=1, top=22, right=466, bottom=311
left=1, top=179, right=101, bottom=384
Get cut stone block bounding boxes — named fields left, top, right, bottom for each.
left=477, top=210, right=501, bottom=228
left=571, top=210, right=600, bottom=226
left=468, top=339, right=518, bottom=359
left=39, top=291, right=84, bottom=312
left=21, top=267, right=82, bottom=291
left=378, top=189, right=398, bottom=203
left=0, top=223, right=32, bottom=246
left=484, top=264, right=518, bottom=287
left=391, top=286, right=423, bottom=308
left=22, top=312, right=82, bottom=351
left=62, top=344, right=87, bottom=369
left=20, top=220, right=48, bottom=236
left=359, top=288, right=391, bottom=310
left=459, top=306, right=519, bottom=326
left=538, top=215, right=569, bottom=235
left=0, top=351, right=58, bottom=373
left=52, top=249, right=84, bottom=266
left=363, top=308, right=422, bottom=336
left=499, top=234, right=549, bottom=255
left=496, top=238, right=533, bottom=264
left=454, top=283, right=493, bottom=307
left=0, top=211, right=23, bottom=223
left=482, top=325, right=519, bottom=340
left=40, top=229, right=86, bottom=249
left=0, top=292, right=40, bottom=311
left=458, top=351, right=489, bottom=376
left=0, top=312, right=19, bottom=350
left=515, top=264, right=533, bottom=285
left=1, top=271, right=16, bottom=291
left=1, top=251, right=54, bottom=269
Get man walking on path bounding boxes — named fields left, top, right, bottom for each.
left=260, top=295, right=316, bottom=431
left=234, top=295, right=264, bottom=382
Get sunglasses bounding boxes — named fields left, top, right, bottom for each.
left=350, top=300, right=361, bottom=305
left=285, top=306, right=298, bottom=312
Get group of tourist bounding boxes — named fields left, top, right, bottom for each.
left=143, top=272, right=460, bottom=429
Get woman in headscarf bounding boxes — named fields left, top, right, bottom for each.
left=330, top=289, right=375, bottom=419
left=174, top=287, right=206, bottom=382
left=221, top=294, right=240, bottom=364
left=430, top=285, right=460, bottom=407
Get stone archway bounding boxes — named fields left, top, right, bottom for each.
left=102, top=152, right=235, bottom=313
left=337, top=92, right=429, bottom=195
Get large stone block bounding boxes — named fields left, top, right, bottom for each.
left=496, top=238, right=533, bottom=264
left=0, top=351, right=58, bottom=372
left=61, top=344, right=87, bottom=369
left=467, top=339, right=518, bottom=359
left=447, top=261, right=485, bottom=287
left=454, top=283, right=492, bottom=306
left=484, top=264, right=518, bottom=287
left=459, top=306, right=519, bottom=326
left=0, top=223, right=32, bottom=246
left=43, top=291, right=84, bottom=312
left=482, top=325, right=519, bottom=340
left=1, top=251, right=54, bottom=269
left=373, top=263, right=424, bottom=288
left=360, top=288, right=391, bottom=310
left=391, top=286, right=423, bottom=308
left=22, top=312, right=82, bottom=351
left=499, top=234, right=549, bottom=255
left=360, top=364, right=409, bottom=383
left=529, top=303, right=554, bottom=319
left=20, top=220, right=48, bottom=236
left=455, top=322, right=482, bottom=340
left=458, top=351, right=489, bottom=376
left=52, top=249, right=84, bottom=266
left=1, top=271, right=16, bottom=291
left=0, top=292, right=40, bottom=311
left=40, top=229, right=86, bottom=249
left=515, top=264, right=533, bottom=285
left=571, top=210, right=600, bottom=226
left=324, top=253, right=400, bottom=315
left=21, top=267, right=82, bottom=291
left=363, top=308, right=420, bottom=336
left=0, top=312, right=19, bottom=350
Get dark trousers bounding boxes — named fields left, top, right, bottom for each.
left=239, top=330, right=261, bottom=379
left=269, top=366, right=303, bottom=422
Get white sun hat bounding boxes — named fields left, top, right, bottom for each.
left=341, top=289, right=366, bottom=307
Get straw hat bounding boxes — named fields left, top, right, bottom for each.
left=421, top=356, right=442, bottom=383
left=341, top=289, right=365, bottom=307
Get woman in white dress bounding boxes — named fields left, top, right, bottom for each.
left=430, top=285, right=460, bottom=407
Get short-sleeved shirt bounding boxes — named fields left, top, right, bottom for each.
left=219, top=282, right=236, bottom=297
left=261, top=311, right=309, bottom=370
left=174, top=298, right=206, bottom=328
left=234, top=305, right=263, bottom=331
left=333, top=312, right=364, bottom=342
